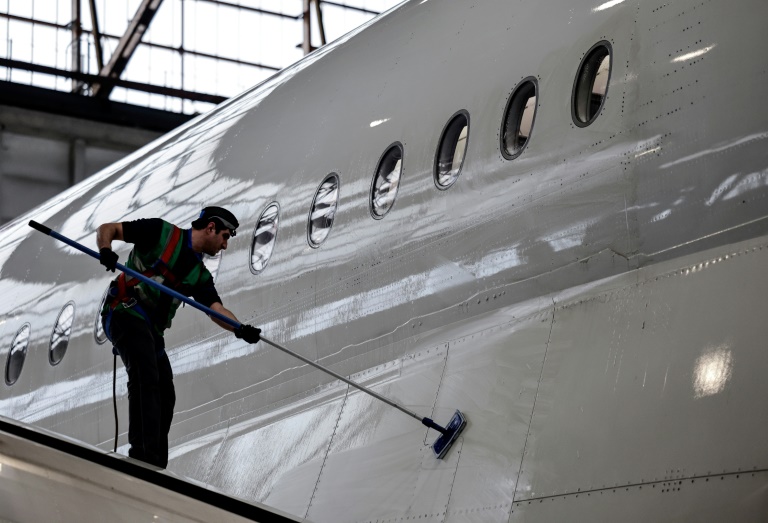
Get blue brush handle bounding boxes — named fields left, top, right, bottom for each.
left=28, top=220, right=241, bottom=330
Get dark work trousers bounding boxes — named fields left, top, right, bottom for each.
left=106, top=311, right=175, bottom=469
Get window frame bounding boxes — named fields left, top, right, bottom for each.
left=500, top=76, right=539, bottom=160
left=5, top=323, right=31, bottom=386
left=571, top=40, right=613, bottom=127
left=433, top=110, right=471, bottom=191
left=49, top=301, right=76, bottom=366
left=250, top=201, right=281, bottom=274
left=307, top=173, right=341, bottom=249
left=94, top=287, right=109, bottom=345
left=369, top=142, right=404, bottom=220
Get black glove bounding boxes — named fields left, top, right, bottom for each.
left=235, top=324, right=261, bottom=344
left=99, top=248, right=119, bottom=272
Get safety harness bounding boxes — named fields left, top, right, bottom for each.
left=103, top=226, right=183, bottom=345
left=113, top=226, right=183, bottom=305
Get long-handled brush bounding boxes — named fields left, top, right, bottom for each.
left=29, top=220, right=467, bottom=459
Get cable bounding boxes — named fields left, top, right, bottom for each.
left=113, top=353, right=118, bottom=453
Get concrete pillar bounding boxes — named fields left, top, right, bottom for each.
left=70, top=138, right=87, bottom=185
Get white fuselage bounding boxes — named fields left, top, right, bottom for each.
left=1, top=0, right=767, bottom=521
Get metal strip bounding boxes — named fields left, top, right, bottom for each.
left=0, top=58, right=226, bottom=103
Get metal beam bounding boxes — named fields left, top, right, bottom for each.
left=0, top=13, right=281, bottom=72
left=0, top=81, right=195, bottom=133
left=195, top=0, right=300, bottom=20
left=71, top=0, right=83, bottom=93
left=314, top=0, right=327, bottom=47
left=302, top=0, right=312, bottom=55
left=87, top=0, right=105, bottom=71
left=321, top=1, right=380, bottom=16
left=0, top=58, right=226, bottom=104
left=92, top=0, right=164, bottom=99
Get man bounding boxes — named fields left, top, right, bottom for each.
left=97, top=206, right=261, bottom=468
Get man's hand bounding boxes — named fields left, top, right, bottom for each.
left=99, top=248, right=119, bottom=272
left=235, top=324, right=261, bottom=344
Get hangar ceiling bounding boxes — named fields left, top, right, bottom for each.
left=0, top=0, right=399, bottom=114
left=0, top=0, right=400, bottom=225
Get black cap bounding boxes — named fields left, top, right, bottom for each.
left=192, top=206, right=239, bottom=236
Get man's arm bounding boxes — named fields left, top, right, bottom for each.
left=210, top=302, right=239, bottom=331
left=210, top=302, right=261, bottom=344
left=96, top=223, right=123, bottom=272
left=96, top=222, right=124, bottom=250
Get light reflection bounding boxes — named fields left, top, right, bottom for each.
left=6, top=324, right=31, bottom=386
left=94, top=287, right=109, bottom=345
left=308, top=175, right=340, bottom=247
left=592, top=55, right=610, bottom=97
left=369, top=118, right=391, bottom=128
left=660, top=132, right=768, bottom=169
left=693, top=343, right=733, bottom=399
left=0, top=367, right=126, bottom=423
left=672, top=45, right=716, bottom=63
left=705, top=174, right=739, bottom=206
left=539, top=220, right=595, bottom=252
left=635, top=146, right=661, bottom=159
left=50, top=302, right=75, bottom=365
left=466, top=244, right=526, bottom=278
left=436, top=114, right=469, bottom=189
left=518, top=96, right=536, bottom=144
left=592, top=0, right=626, bottom=11
left=251, top=203, right=280, bottom=274
left=371, top=144, right=403, bottom=218
left=203, top=251, right=223, bottom=281
left=723, top=168, right=768, bottom=201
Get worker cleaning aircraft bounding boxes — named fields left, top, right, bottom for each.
left=1, top=0, right=767, bottom=521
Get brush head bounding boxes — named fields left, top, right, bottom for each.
left=432, top=410, right=467, bottom=459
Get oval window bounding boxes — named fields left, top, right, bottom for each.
left=95, top=287, right=109, bottom=345
left=251, top=202, right=280, bottom=274
left=434, top=111, right=469, bottom=189
left=370, top=143, right=403, bottom=219
left=50, top=302, right=75, bottom=366
left=203, top=251, right=222, bottom=281
left=308, top=174, right=340, bottom=248
left=572, top=41, right=612, bottom=126
left=5, top=323, right=31, bottom=386
left=501, top=77, right=538, bottom=159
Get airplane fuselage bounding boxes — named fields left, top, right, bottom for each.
left=1, top=0, right=767, bottom=520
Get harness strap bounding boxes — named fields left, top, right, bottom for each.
left=108, top=226, right=183, bottom=310
left=150, top=226, right=183, bottom=287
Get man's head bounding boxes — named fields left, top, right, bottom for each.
left=191, top=206, right=239, bottom=256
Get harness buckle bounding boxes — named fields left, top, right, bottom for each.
left=123, top=297, right=138, bottom=309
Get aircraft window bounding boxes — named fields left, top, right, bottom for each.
left=95, top=287, right=109, bottom=345
left=434, top=111, right=469, bottom=189
left=203, top=251, right=222, bottom=281
left=370, top=143, right=403, bottom=219
left=572, top=41, right=612, bottom=126
left=501, top=77, right=538, bottom=159
left=251, top=202, right=280, bottom=274
left=50, top=302, right=75, bottom=366
left=308, top=173, right=340, bottom=248
left=5, top=323, right=30, bottom=386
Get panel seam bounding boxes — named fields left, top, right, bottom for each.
left=423, top=342, right=451, bottom=446
left=304, top=382, right=350, bottom=520
left=511, top=468, right=768, bottom=504
left=507, top=299, right=556, bottom=521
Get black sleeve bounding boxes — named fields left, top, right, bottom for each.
left=193, top=279, right=222, bottom=308
left=122, top=218, right=164, bottom=252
